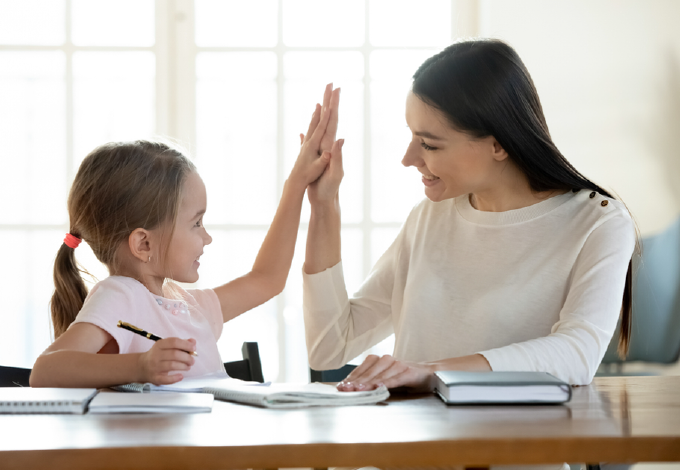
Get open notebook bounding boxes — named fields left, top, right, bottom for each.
left=114, top=375, right=390, bottom=409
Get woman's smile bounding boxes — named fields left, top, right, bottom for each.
left=421, top=173, right=441, bottom=187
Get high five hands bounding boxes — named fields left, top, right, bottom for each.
left=296, top=84, right=344, bottom=203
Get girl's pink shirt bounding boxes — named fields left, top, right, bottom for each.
left=70, top=275, right=225, bottom=378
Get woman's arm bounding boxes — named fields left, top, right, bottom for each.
left=304, top=196, right=417, bottom=370
left=213, top=85, right=341, bottom=322
left=304, top=185, right=342, bottom=275
left=477, top=212, right=635, bottom=384
left=31, top=323, right=196, bottom=388
left=337, top=209, right=635, bottom=392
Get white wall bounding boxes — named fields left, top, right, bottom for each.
left=478, top=0, right=680, bottom=236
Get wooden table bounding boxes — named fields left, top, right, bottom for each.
left=1, top=376, right=679, bottom=470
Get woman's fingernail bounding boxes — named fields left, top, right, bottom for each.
left=356, top=383, right=366, bottom=390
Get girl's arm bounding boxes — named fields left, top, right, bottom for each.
left=213, top=86, right=341, bottom=323
left=30, top=323, right=196, bottom=388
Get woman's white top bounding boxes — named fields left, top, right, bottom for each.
left=302, top=190, right=636, bottom=385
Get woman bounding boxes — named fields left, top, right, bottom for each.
left=303, top=39, right=636, bottom=392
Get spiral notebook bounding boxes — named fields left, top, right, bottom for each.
left=0, top=388, right=98, bottom=414
left=114, top=376, right=390, bottom=409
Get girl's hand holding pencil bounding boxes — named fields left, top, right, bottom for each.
left=117, top=320, right=198, bottom=385
left=138, top=337, right=196, bottom=385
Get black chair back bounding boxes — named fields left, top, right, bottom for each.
left=0, top=366, right=31, bottom=387
left=224, top=342, right=264, bottom=383
left=310, top=364, right=357, bottom=383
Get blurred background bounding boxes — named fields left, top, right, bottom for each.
left=1, top=0, right=679, bottom=383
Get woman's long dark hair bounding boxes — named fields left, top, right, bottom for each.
left=412, top=39, right=635, bottom=358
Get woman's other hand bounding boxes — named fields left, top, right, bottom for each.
left=337, top=353, right=492, bottom=392
left=138, top=337, right=196, bottom=385
left=337, top=354, right=436, bottom=392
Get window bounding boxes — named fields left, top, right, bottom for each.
left=0, top=0, right=458, bottom=381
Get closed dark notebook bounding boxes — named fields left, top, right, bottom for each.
left=433, top=371, right=571, bottom=405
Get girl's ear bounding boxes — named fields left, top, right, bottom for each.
left=490, top=137, right=509, bottom=162
left=128, top=228, right=153, bottom=263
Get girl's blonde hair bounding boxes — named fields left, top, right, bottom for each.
left=51, top=140, right=196, bottom=338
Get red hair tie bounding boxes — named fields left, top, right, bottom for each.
left=64, top=233, right=82, bottom=249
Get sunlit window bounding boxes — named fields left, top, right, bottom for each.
left=0, top=0, right=455, bottom=381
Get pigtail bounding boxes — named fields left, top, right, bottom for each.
left=51, top=238, right=88, bottom=339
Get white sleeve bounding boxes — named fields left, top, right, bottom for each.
left=303, top=228, right=407, bottom=370
left=479, top=210, right=636, bottom=385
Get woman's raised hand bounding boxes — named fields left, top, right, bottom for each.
left=318, top=83, right=341, bottom=155
left=336, top=354, right=436, bottom=392
left=137, top=337, right=196, bottom=385
left=308, top=137, right=344, bottom=205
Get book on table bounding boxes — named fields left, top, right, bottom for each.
left=433, top=371, right=571, bottom=405
left=114, top=374, right=390, bottom=409
left=0, top=388, right=98, bottom=414
left=88, top=391, right=213, bottom=414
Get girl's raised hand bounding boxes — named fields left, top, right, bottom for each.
left=137, top=337, right=196, bottom=385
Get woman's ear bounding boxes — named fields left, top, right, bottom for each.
left=490, top=137, right=509, bottom=162
left=128, top=228, right=153, bottom=263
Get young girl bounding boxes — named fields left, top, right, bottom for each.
left=30, top=85, right=342, bottom=388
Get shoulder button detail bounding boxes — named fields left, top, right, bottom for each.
left=601, top=200, right=609, bottom=207
left=589, top=191, right=596, bottom=199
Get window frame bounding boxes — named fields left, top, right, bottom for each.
left=0, top=0, right=473, bottom=380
